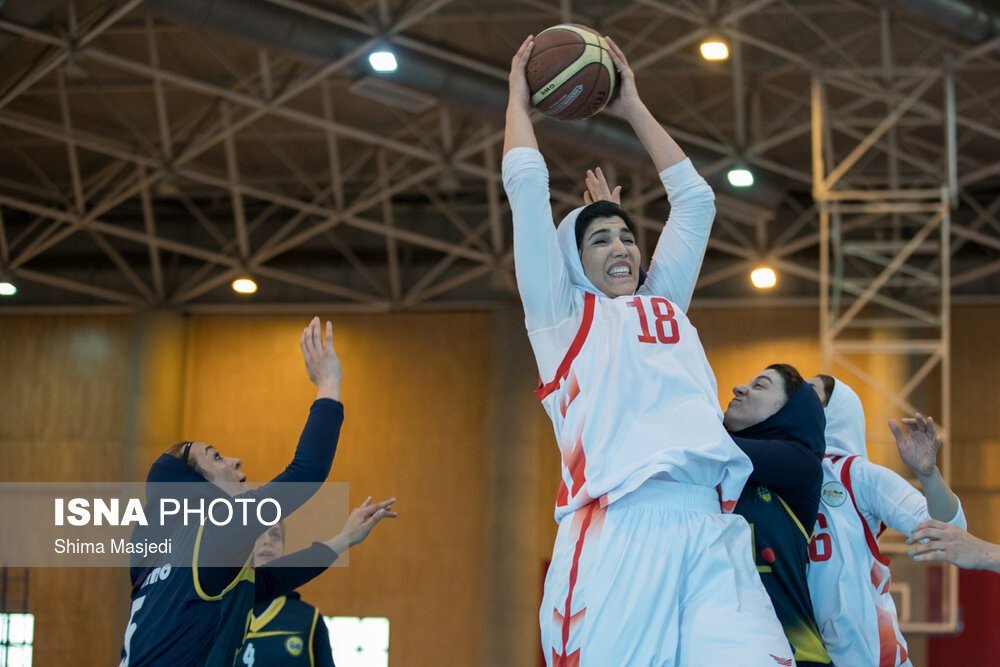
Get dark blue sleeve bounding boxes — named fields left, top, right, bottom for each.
left=199, top=399, right=344, bottom=594
left=253, top=542, right=338, bottom=602
left=732, top=436, right=822, bottom=532
left=312, top=607, right=336, bottom=667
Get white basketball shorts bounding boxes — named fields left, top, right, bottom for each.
left=541, top=479, right=795, bottom=666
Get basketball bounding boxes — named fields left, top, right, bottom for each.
left=526, top=24, right=618, bottom=121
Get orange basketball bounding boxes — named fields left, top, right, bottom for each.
left=526, top=24, right=618, bottom=121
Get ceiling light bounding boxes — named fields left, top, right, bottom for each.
left=0, top=281, right=16, bottom=296
left=368, top=50, right=398, bottom=73
left=727, top=167, right=754, bottom=187
left=231, top=277, right=258, bottom=295
left=751, top=266, right=777, bottom=290
left=699, top=38, right=729, bottom=61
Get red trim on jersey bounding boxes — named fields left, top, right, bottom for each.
left=841, top=456, right=891, bottom=566
left=554, top=503, right=597, bottom=665
left=536, top=293, right=596, bottom=400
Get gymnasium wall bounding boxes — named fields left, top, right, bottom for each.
left=1, top=305, right=997, bottom=665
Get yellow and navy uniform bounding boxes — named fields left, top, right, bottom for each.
left=737, top=484, right=831, bottom=666
left=236, top=592, right=335, bottom=667
left=119, top=399, right=344, bottom=667
left=731, top=384, right=831, bottom=667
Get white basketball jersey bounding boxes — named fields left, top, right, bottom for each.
left=537, top=291, right=751, bottom=521
left=807, top=454, right=909, bottom=667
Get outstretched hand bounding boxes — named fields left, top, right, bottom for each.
left=583, top=167, right=622, bottom=205
left=508, top=35, right=534, bottom=110
left=300, top=317, right=341, bottom=400
left=889, top=412, right=941, bottom=478
left=908, top=520, right=1000, bottom=571
left=327, top=497, right=398, bottom=555
left=604, top=35, right=643, bottom=120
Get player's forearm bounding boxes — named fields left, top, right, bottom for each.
left=622, top=103, right=686, bottom=173
left=984, top=544, right=1000, bottom=573
left=255, top=541, right=338, bottom=601
left=315, top=378, right=341, bottom=401
left=503, top=99, right=538, bottom=155
left=916, top=467, right=961, bottom=524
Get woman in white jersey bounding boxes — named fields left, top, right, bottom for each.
left=805, top=375, right=966, bottom=667
left=503, top=35, right=791, bottom=666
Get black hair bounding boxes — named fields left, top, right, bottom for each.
left=766, top=363, right=804, bottom=402
left=814, top=374, right=836, bottom=407
left=575, top=200, right=637, bottom=249
left=167, top=441, right=199, bottom=472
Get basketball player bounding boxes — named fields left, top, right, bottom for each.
left=723, top=364, right=831, bottom=666
left=504, top=35, right=792, bottom=665
left=237, top=498, right=397, bottom=667
left=908, top=521, right=1000, bottom=572
left=119, top=318, right=382, bottom=666
left=805, top=375, right=966, bottom=667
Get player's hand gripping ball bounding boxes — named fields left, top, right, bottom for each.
left=526, top=24, right=618, bottom=121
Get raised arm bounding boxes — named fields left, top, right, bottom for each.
left=200, top=319, right=345, bottom=567
left=502, top=36, right=577, bottom=338
left=889, top=413, right=964, bottom=526
left=852, top=459, right=965, bottom=540
left=503, top=36, right=538, bottom=156
left=254, top=497, right=396, bottom=601
left=604, top=36, right=715, bottom=312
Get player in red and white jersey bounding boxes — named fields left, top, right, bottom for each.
left=503, top=35, right=792, bottom=666
left=805, top=375, right=966, bottom=667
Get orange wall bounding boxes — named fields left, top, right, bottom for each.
left=2, top=305, right=998, bottom=665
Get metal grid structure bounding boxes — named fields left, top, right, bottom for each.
left=0, top=0, right=996, bottom=313
left=812, top=52, right=958, bottom=629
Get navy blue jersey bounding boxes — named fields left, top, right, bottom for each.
left=731, top=384, right=830, bottom=667
left=119, top=399, right=343, bottom=667
left=119, top=524, right=257, bottom=667
left=737, top=484, right=830, bottom=666
left=236, top=592, right=335, bottom=667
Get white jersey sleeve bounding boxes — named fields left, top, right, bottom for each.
left=502, top=147, right=583, bottom=380
left=852, top=459, right=967, bottom=536
left=638, top=158, right=715, bottom=313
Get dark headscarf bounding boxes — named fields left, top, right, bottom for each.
left=730, top=383, right=826, bottom=457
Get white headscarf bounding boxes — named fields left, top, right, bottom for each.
left=824, top=376, right=868, bottom=458
left=556, top=205, right=602, bottom=293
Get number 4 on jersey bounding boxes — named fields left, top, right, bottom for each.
left=627, top=296, right=680, bottom=345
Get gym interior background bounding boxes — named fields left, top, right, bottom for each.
left=1, top=1, right=999, bottom=665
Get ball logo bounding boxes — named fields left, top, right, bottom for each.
left=821, top=482, right=848, bottom=508
left=756, top=487, right=772, bottom=503
left=548, top=85, right=585, bottom=114
left=285, top=636, right=304, bottom=656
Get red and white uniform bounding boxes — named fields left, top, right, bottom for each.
left=807, top=379, right=966, bottom=667
left=504, top=147, right=792, bottom=666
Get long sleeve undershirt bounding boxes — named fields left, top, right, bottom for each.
left=850, top=458, right=966, bottom=536
left=253, top=541, right=338, bottom=602
left=199, top=399, right=344, bottom=596
left=732, top=435, right=823, bottom=534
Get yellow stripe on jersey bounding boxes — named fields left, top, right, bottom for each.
left=249, top=595, right=287, bottom=633
left=787, top=617, right=833, bottom=663
left=192, top=523, right=255, bottom=601
left=775, top=494, right=810, bottom=542
left=530, top=26, right=614, bottom=107
left=308, top=607, right=319, bottom=667
left=245, top=630, right=300, bottom=639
